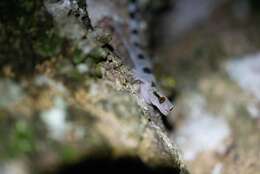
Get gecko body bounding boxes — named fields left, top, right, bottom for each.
left=126, top=0, right=174, bottom=115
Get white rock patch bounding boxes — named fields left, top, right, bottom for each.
left=0, top=79, right=24, bottom=108
left=41, top=97, right=70, bottom=141
left=211, top=163, right=223, bottom=174
left=173, top=94, right=231, bottom=161
left=226, top=53, right=260, bottom=119
left=35, top=75, right=66, bottom=93
left=0, top=161, right=28, bottom=174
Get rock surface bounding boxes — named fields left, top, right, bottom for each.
left=0, top=0, right=187, bottom=173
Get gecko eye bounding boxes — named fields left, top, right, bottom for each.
left=159, top=97, right=166, bottom=104
left=153, top=91, right=166, bottom=104
left=143, top=67, right=152, bottom=74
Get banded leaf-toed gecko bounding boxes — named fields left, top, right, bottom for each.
left=125, top=0, right=174, bottom=115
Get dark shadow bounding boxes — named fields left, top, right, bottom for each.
left=162, top=115, right=174, bottom=132
left=250, top=0, right=260, bottom=14
left=55, top=157, right=181, bottom=174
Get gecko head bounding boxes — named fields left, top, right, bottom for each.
left=140, top=83, right=174, bottom=116
left=151, top=93, right=174, bottom=116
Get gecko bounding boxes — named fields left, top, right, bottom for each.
left=125, top=0, right=174, bottom=115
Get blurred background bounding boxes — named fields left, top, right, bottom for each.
left=0, top=0, right=260, bottom=173
left=151, top=0, right=260, bottom=173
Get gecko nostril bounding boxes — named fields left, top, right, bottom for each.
left=143, top=67, right=152, bottom=74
